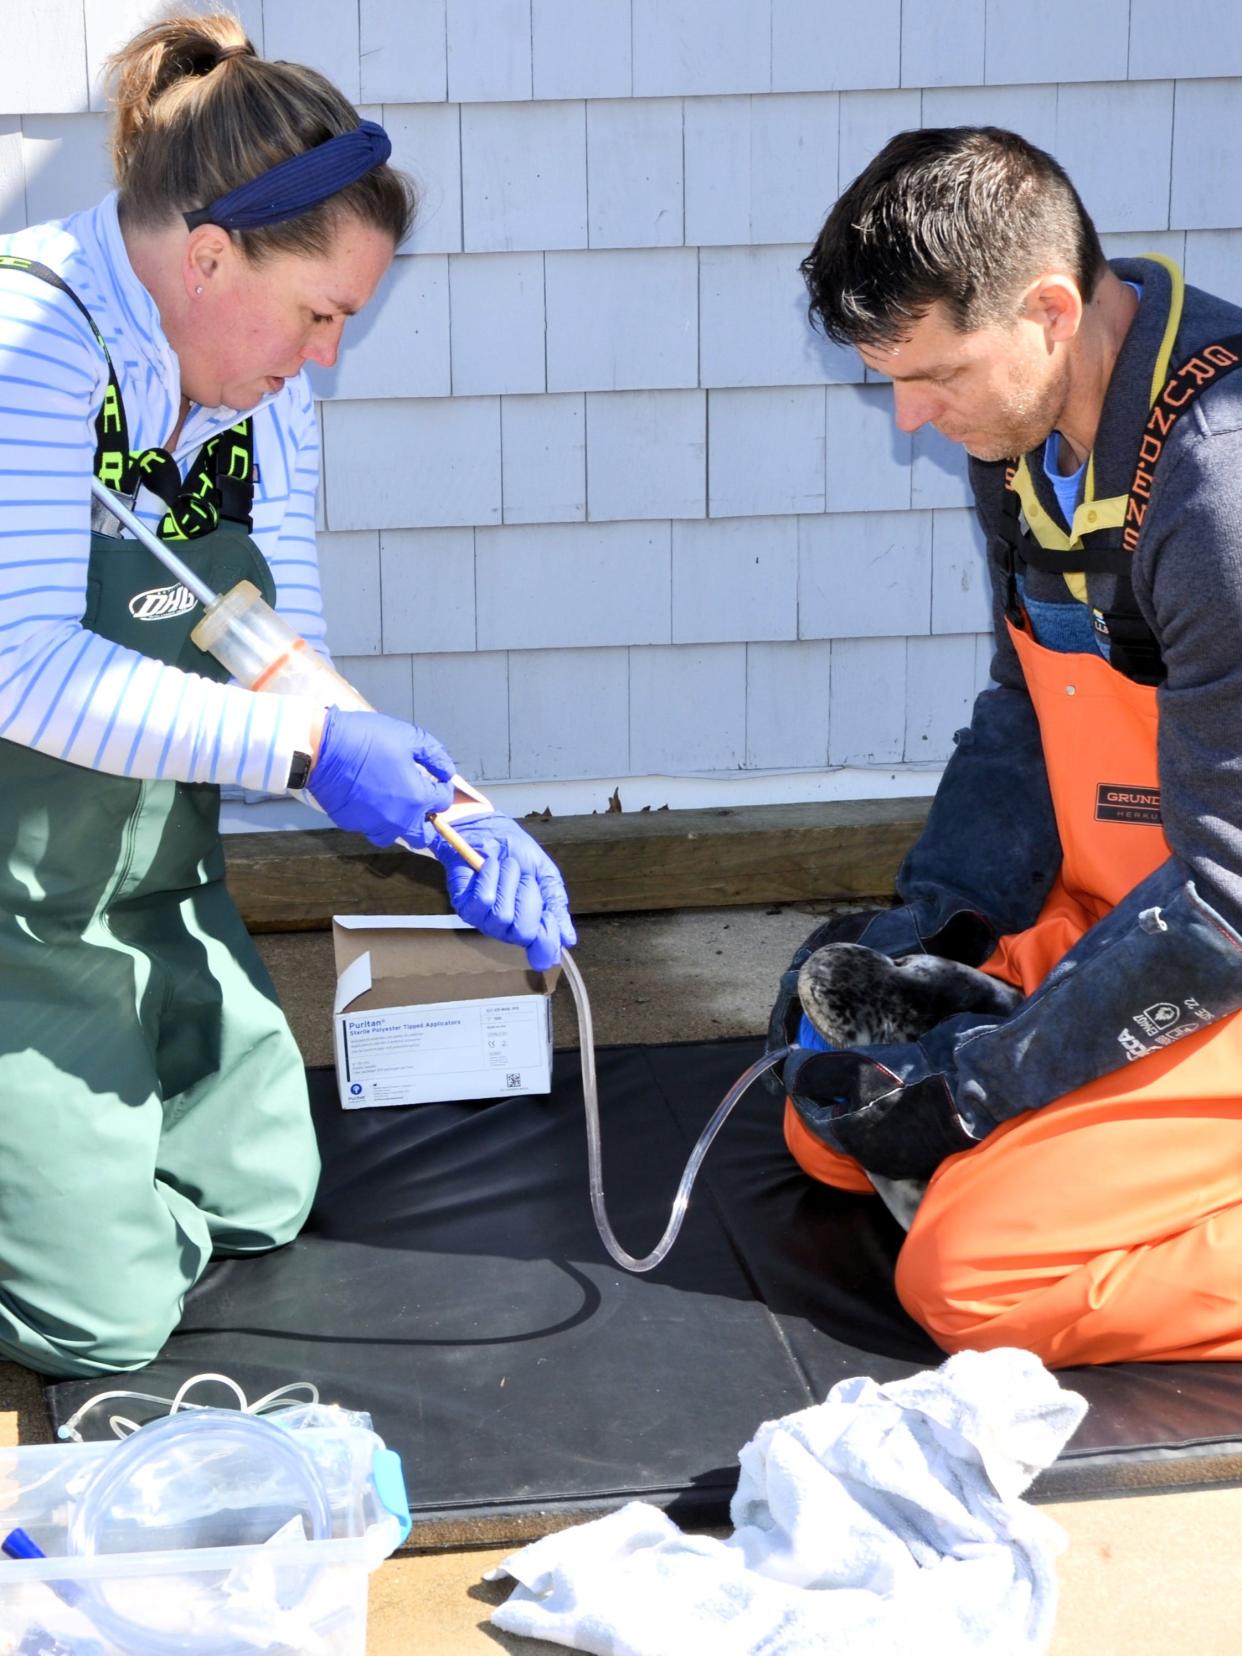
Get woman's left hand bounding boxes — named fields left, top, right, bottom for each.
left=429, top=813, right=576, bottom=970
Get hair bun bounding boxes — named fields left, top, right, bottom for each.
left=106, top=12, right=414, bottom=254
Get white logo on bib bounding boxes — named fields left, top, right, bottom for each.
left=128, top=583, right=198, bottom=621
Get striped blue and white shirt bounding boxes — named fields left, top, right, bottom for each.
left=0, top=194, right=326, bottom=794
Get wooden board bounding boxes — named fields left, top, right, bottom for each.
left=224, top=798, right=931, bottom=932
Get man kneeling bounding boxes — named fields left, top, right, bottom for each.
left=770, top=126, right=1242, bottom=1369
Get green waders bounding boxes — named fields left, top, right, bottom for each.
left=0, top=522, right=320, bottom=1378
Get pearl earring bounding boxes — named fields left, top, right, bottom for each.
left=195, top=285, right=204, bottom=295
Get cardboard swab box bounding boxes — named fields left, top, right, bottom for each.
left=332, top=915, right=559, bottom=1108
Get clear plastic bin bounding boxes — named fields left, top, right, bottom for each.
left=0, top=1413, right=405, bottom=1656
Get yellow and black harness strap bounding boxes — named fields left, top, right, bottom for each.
left=0, top=252, right=254, bottom=539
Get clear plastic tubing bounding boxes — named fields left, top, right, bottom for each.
left=187, top=573, right=791, bottom=1268
left=561, top=950, right=788, bottom=1273
left=88, top=480, right=787, bottom=1278
left=193, top=588, right=786, bottom=1271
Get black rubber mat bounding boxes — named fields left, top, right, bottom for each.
left=45, top=1041, right=1242, bottom=1537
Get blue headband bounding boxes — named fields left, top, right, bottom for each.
left=183, top=119, right=392, bottom=232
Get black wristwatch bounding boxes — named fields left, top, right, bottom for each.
left=286, top=748, right=313, bottom=790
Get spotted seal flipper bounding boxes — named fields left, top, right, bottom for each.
left=796, top=942, right=1024, bottom=1049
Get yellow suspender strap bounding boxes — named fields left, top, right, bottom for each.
left=1010, top=458, right=1095, bottom=602
left=1012, top=255, right=1186, bottom=604
left=1143, top=252, right=1186, bottom=408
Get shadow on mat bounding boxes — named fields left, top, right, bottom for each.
left=292, top=1043, right=939, bottom=1368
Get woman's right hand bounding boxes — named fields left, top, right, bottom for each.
left=306, top=707, right=456, bottom=846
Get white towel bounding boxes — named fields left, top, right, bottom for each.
left=487, top=1347, right=1086, bottom=1656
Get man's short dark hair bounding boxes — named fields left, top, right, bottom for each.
left=801, top=126, right=1107, bottom=347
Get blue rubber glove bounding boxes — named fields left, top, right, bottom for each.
left=429, top=813, right=576, bottom=970
left=307, top=707, right=456, bottom=847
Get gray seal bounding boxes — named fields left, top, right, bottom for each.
left=797, top=942, right=1024, bottom=1048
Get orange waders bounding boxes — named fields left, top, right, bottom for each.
left=786, top=616, right=1242, bottom=1368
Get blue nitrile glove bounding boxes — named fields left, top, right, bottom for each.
left=307, top=707, right=456, bottom=847
left=429, top=812, right=576, bottom=971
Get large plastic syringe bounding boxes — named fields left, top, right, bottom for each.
left=96, top=482, right=364, bottom=705
left=192, top=577, right=373, bottom=709
left=91, top=476, right=481, bottom=859
left=90, top=477, right=787, bottom=1273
